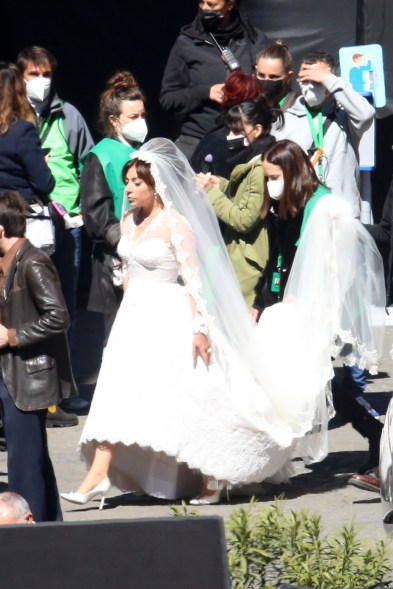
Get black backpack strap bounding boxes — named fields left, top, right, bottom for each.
left=39, top=114, right=53, bottom=146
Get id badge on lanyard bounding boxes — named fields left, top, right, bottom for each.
left=306, top=109, right=324, bottom=180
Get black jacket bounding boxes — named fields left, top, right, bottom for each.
left=253, top=210, right=304, bottom=311
left=160, top=11, right=268, bottom=140
left=80, top=153, right=123, bottom=315
left=0, top=240, right=76, bottom=411
left=365, top=178, right=393, bottom=304
left=191, top=129, right=275, bottom=177
left=0, top=119, right=55, bottom=203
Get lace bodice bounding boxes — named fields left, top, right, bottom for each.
left=118, top=208, right=211, bottom=331
left=118, top=235, right=179, bottom=284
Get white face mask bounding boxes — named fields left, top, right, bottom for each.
left=300, top=82, right=329, bottom=108
left=25, top=77, right=51, bottom=102
left=267, top=178, right=285, bottom=201
left=121, top=118, right=148, bottom=144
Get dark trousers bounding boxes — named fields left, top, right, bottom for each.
left=331, top=375, right=383, bottom=470
left=51, top=225, right=82, bottom=346
left=0, top=376, right=62, bottom=522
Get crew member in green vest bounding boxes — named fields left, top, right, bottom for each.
left=17, top=46, right=94, bottom=422
left=80, top=71, right=148, bottom=345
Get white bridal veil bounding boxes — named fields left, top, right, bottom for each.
left=128, top=139, right=386, bottom=465
left=129, top=138, right=258, bottom=363
left=256, top=195, right=386, bottom=461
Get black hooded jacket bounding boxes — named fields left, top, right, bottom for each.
left=365, top=178, right=393, bottom=304
left=160, top=11, right=268, bottom=140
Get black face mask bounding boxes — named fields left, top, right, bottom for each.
left=199, top=9, right=224, bottom=31
left=227, top=135, right=246, bottom=152
left=257, top=78, right=288, bottom=100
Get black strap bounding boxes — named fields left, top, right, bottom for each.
left=208, top=32, right=240, bottom=71
left=39, top=114, right=53, bottom=146
left=281, top=90, right=298, bottom=112
left=322, top=109, right=336, bottom=136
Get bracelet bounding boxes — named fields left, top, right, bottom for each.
left=192, top=316, right=208, bottom=336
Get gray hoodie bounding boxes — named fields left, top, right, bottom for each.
left=272, top=74, right=375, bottom=218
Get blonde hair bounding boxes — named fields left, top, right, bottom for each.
left=0, top=62, right=35, bottom=134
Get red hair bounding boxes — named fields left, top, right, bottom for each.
left=222, top=70, right=261, bottom=108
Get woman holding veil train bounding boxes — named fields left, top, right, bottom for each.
left=61, top=138, right=385, bottom=508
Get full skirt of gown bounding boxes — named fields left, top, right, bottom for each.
left=80, top=238, right=295, bottom=499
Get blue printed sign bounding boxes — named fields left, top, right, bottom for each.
left=339, top=44, right=386, bottom=108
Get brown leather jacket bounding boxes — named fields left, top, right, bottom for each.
left=0, top=240, right=77, bottom=411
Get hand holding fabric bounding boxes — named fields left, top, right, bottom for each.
left=195, top=173, right=220, bottom=192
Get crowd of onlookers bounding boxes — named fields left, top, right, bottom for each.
left=0, top=0, right=390, bottom=521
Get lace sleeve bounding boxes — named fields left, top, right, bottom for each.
left=167, top=210, right=212, bottom=334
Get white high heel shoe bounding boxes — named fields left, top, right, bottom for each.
left=61, top=477, right=111, bottom=510
left=189, top=489, right=221, bottom=506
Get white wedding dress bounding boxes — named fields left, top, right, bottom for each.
left=80, top=209, right=296, bottom=499
left=78, top=132, right=386, bottom=501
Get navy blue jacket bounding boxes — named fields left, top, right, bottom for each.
left=0, top=119, right=55, bottom=202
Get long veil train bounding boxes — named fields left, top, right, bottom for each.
left=255, top=195, right=386, bottom=464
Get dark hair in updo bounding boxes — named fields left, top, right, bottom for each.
left=122, top=159, right=155, bottom=190
left=225, top=95, right=281, bottom=134
left=99, top=71, right=145, bottom=138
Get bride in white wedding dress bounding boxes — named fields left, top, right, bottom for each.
left=62, top=138, right=299, bottom=507
left=61, top=138, right=385, bottom=509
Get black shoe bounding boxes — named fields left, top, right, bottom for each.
left=46, top=406, right=78, bottom=428
left=60, top=397, right=90, bottom=411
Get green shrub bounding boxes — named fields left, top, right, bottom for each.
left=170, top=498, right=391, bottom=589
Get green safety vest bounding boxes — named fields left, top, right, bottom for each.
left=40, top=113, right=80, bottom=214
left=88, top=138, right=135, bottom=220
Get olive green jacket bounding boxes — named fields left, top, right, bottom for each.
left=207, top=157, right=268, bottom=307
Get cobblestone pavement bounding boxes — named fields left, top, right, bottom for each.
left=1, top=311, right=393, bottom=548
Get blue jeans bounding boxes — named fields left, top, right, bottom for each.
left=343, top=365, right=367, bottom=397
left=51, top=226, right=82, bottom=344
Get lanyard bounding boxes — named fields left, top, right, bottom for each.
left=305, top=108, right=324, bottom=178
left=271, top=254, right=282, bottom=294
